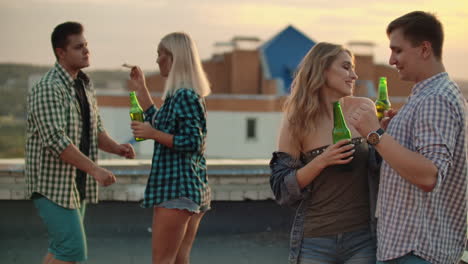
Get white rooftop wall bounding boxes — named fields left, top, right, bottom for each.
left=98, top=106, right=283, bottom=159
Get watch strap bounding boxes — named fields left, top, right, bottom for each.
left=375, top=128, right=385, bottom=136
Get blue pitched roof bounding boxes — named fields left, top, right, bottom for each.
left=260, top=25, right=315, bottom=94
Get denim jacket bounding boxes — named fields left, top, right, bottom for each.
left=269, top=146, right=381, bottom=264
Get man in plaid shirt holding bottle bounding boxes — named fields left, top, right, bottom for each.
left=350, top=11, right=467, bottom=264
left=25, top=21, right=135, bottom=264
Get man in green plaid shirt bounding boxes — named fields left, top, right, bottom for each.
left=25, top=22, right=135, bottom=264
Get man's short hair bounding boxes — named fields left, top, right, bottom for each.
left=387, top=11, right=444, bottom=60
left=51, top=22, right=84, bottom=58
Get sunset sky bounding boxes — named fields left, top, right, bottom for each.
left=1, top=0, right=467, bottom=80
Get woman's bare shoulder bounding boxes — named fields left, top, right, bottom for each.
left=277, top=116, right=301, bottom=158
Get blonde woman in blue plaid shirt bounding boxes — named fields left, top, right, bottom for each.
left=350, top=11, right=467, bottom=264
left=128, top=32, right=211, bottom=264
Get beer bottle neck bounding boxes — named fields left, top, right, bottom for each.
left=333, top=102, right=347, bottom=128
left=129, top=92, right=141, bottom=108
left=378, top=79, right=389, bottom=101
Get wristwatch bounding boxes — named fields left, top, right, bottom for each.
left=366, top=128, right=385, bottom=145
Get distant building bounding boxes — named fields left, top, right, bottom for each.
left=260, top=25, right=316, bottom=94
left=97, top=25, right=415, bottom=159
left=457, top=80, right=468, bottom=98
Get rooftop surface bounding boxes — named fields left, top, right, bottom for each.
left=1, top=200, right=293, bottom=264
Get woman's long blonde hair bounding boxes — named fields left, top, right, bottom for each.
left=159, top=32, right=211, bottom=98
left=284, top=42, right=353, bottom=150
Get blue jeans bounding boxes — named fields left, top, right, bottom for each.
left=376, top=253, right=430, bottom=264
left=299, top=227, right=376, bottom=264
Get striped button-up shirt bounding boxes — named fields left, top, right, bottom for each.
left=26, top=62, right=104, bottom=209
left=142, top=88, right=210, bottom=208
left=376, top=72, right=467, bottom=264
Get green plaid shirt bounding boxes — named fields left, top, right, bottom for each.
left=142, top=88, right=210, bottom=208
left=25, top=62, right=104, bottom=209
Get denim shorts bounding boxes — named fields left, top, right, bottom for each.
left=299, top=227, right=376, bottom=264
left=157, top=197, right=210, bottom=214
left=32, top=194, right=87, bottom=262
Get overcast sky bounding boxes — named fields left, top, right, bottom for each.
left=1, top=0, right=467, bottom=80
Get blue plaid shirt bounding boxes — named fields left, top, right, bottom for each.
left=376, top=72, right=467, bottom=263
left=141, top=88, right=210, bottom=208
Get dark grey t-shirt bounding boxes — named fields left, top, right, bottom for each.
left=301, top=137, right=370, bottom=237
left=73, top=77, right=90, bottom=201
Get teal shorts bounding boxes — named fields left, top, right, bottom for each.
left=33, top=194, right=87, bottom=262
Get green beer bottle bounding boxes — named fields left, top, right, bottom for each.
left=129, top=91, right=145, bottom=142
left=375, top=77, right=391, bottom=120
left=332, top=101, right=352, bottom=144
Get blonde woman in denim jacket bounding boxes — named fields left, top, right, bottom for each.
left=270, top=42, right=380, bottom=264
